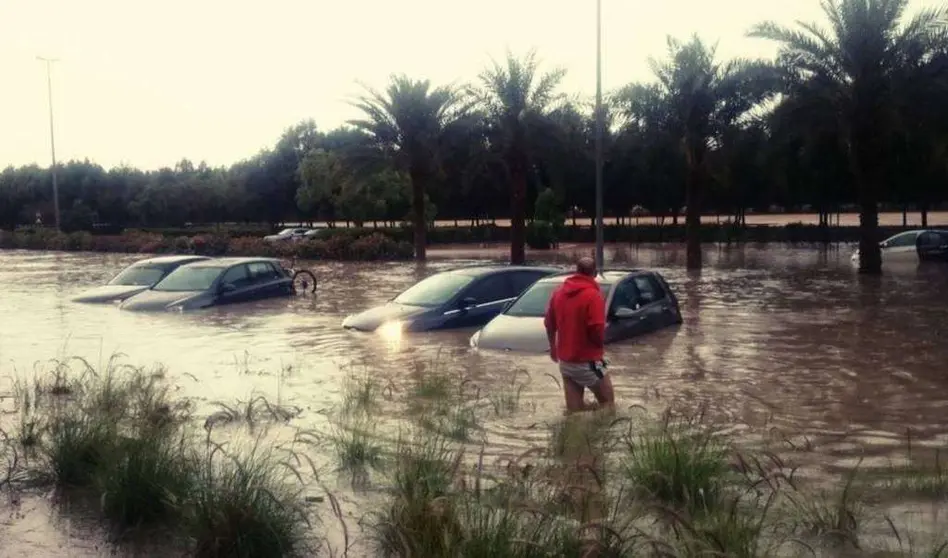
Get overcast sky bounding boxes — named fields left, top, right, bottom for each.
left=0, top=0, right=941, bottom=170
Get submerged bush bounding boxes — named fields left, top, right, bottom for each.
left=0, top=229, right=412, bottom=260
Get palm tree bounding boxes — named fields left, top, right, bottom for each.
left=616, top=35, right=775, bottom=269
left=470, top=50, right=566, bottom=264
left=349, top=75, right=469, bottom=260
left=749, top=0, right=947, bottom=274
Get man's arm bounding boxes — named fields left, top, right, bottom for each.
left=544, top=299, right=557, bottom=361
left=586, top=293, right=606, bottom=348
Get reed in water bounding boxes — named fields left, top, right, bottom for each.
left=2, top=354, right=948, bottom=556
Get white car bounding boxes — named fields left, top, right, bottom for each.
left=850, top=229, right=930, bottom=264
left=263, top=228, right=310, bottom=243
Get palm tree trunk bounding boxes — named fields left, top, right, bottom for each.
left=508, top=151, right=527, bottom=265
left=858, top=191, right=881, bottom=273
left=409, top=168, right=427, bottom=261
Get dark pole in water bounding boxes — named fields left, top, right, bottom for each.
left=594, top=0, right=604, bottom=271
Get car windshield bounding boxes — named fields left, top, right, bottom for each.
left=278, top=229, right=296, bottom=235
left=152, top=266, right=224, bottom=292
left=393, top=273, right=475, bottom=307
left=505, top=281, right=610, bottom=317
left=108, top=265, right=167, bottom=287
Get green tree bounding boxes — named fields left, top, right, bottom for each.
left=470, top=49, right=566, bottom=264
left=749, top=0, right=947, bottom=274
left=349, top=75, right=469, bottom=260
left=297, top=149, right=347, bottom=225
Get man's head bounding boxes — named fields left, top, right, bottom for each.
left=576, top=256, right=597, bottom=277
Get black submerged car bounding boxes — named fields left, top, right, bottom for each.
left=341, top=265, right=560, bottom=333
left=470, top=269, right=682, bottom=352
left=72, top=255, right=210, bottom=303
left=120, top=257, right=294, bottom=312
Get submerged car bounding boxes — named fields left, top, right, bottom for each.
left=341, top=265, right=560, bottom=333
left=263, top=228, right=310, bottom=243
left=470, top=269, right=682, bottom=352
left=850, top=229, right=940, bottom=265
left=120, top=257, right=293, bottom=312
left=72, top=255, right=210, bottom=303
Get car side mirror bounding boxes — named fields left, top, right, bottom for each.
left=460, top=296, right=477, bottom=309
left=219, top=283, right=236, bottom=294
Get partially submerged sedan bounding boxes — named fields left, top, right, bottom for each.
left=470, top=269, right=682, bottom=352
left=120, top=257, right=293, bottom=312
left=342, top=265, right=559, bottom=333
left=72, top=255, right=210, bottom=303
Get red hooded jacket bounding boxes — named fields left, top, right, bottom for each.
left=543, top=274, right=605, bottom=363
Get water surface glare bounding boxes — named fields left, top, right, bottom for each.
left=1, top=246, right=947, bottom=553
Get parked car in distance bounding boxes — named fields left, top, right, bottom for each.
left=263, top=228, right=310, bottom=243
left=120, top=257, right=293, bottom=312
left=470, top=269, right=682, bottom=352
left=917, top=229, right=948, bottom=262
left=72, top=255, right=210, bottom=303
left=850, top=229, right=939, bottom=265
left=341, top=265, right=560, bottom=333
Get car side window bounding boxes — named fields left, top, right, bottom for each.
left=508, top=271, right=545, bottom=295
left=919, top=231, right=946, bottom=247
left=464, top=274, right=516, bottom=305
left=632, top=275, right=666, bottom=305
left=248, top=262, right=278, bottom=283
left=888, top=232, right=919, bottom=247
left=220, top=265, right=250, bottom=289
left=609, top=279, right=641, bottom=313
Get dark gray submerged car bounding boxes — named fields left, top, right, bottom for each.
left=469, top=269, right=682, bottom=352
left=342, top=265, right=560, bottom=332
left=120, top=257, right=293, bottom=312
left=72, top=255, right=211, bottom=303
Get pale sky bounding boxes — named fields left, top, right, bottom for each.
left=0, top=0, right=940, bottom=170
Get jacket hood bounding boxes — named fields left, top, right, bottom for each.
left=561, top=274, right=600, bottom=297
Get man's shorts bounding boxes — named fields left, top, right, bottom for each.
left=559, top=360, right=608, bottom=388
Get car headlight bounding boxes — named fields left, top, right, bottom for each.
left=377, top=320, right=406, bottom=341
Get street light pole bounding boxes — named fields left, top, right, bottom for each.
left=37, top=56, right=61, bottom=231
left=594, top=0, right=604, bottom=271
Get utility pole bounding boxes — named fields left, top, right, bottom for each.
left=37, top=56, right=61, bottom=231
left=594, top=0, right=604, bottom=271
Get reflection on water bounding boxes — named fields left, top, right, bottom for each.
left=0, top=245, right=947, bottom=553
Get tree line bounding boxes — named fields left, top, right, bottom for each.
left=2, top=0, right=946, bottom=273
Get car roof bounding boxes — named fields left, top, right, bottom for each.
left=187, top=257, right=282, bottom=268
left=533, top=268, right=656, bottom=287
left=134, top=255, right=211, bottom=265
left=446, top=265, right=561, bottom=277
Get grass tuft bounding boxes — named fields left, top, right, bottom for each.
left=619, top=414, right=730, bottom=514
left=183, top=441, right=314, bottom=558
left=97, top=432, right=195, bottom=530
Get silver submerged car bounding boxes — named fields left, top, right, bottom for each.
left=469, top=269, right=682, bottom=352
left=71, top=255, right=210, bottom=303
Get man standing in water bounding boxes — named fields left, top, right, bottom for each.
left=544, top=256, right=615, bottom=413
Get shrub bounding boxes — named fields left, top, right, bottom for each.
left=526, top=220, right=557, bottom=249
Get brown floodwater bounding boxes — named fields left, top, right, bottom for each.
left=1, top=245, right=947, bottom=555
